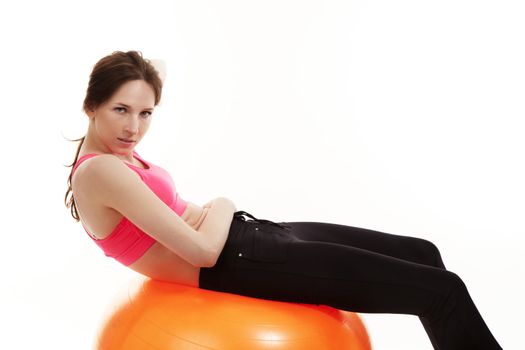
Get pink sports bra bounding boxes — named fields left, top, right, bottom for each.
left=71, top=150, right=188, bottom=266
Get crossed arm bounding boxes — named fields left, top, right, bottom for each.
left=181, top=198, right=236, bottom=232
left=180, top=202, right=209, bottom=230
left=81, top=154, right=237, bottom=267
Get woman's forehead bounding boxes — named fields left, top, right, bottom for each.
left=109, top=80, right=156, bottom=107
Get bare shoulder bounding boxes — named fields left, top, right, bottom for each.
left=74, top=154, right=141, bottom=204
left=76, top=154, right=128, bottom=177
left=73, top=154, right=128, bottom=198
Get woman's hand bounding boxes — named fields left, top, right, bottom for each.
left=202, top=199, right=214, bottom=209
left=182, top=197, right=236, bottom=231
left=180, top=202, right=206, bottom=229
left=203, top=197, right=236, bottom=211
left=191, top=207, right=209, bottom=230
left=218, top=197, right=237, bottom=212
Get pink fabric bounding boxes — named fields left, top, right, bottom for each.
left=71, top=150, right=188, bottom=266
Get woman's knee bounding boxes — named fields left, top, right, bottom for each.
left=439, top=271, right=469, bottom=308
left=447, top=271, right=467, bottom=290
left=410, top=237, right=446, bottom=269
left=425, top=270, right=467, bottom=321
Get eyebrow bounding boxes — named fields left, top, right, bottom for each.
left=115, top=102, right=154, bottom=111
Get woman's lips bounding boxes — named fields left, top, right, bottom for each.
left=118, top=138, right=136, bottom=145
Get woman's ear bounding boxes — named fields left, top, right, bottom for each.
left=85, top=108, right=96, bottom=119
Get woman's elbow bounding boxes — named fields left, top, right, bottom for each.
left=192, top=248, right=219, bottom=268
left=200, top=256, right=218, bottom=268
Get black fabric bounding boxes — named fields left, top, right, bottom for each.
left=199, top=211, right=502, bottom=350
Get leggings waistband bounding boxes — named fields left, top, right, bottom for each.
left=233, top=210, right=292, bottom=231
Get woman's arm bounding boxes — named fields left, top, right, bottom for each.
left=195, top=197, right=236, bottom=266
left=81, top=155, right=233, bottom=267
left=181, top=198, right=236, bottom=230
left=174, top=197, right=236, bottom=264
left=180, top=202, right=209, bottom=230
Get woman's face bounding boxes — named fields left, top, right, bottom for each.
left=86, top=79, right=156, bottom=156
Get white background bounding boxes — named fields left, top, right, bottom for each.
left=0, top=0, right=523, bottom=349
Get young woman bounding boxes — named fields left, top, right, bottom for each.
left=65, top=50, right=502, bottom=350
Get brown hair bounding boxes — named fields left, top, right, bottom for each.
left=64, top=50, right=163, bottom=221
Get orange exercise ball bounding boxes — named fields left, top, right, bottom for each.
left=95, top=277, right=372, bottom=349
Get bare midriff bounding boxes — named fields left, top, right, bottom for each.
left=127, top=241, right=202, bottom=286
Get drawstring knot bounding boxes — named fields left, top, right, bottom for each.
left=234, top=210, right=292, bottom=231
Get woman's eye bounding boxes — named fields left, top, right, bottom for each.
left=141, top=111, right=153, bottom=118
left=115, top=107, right=126, bottom=113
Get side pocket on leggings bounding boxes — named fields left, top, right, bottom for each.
left=238, top=223, right=293, bottom=263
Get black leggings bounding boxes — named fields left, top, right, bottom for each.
left=199, top=211, right=502, bottom=350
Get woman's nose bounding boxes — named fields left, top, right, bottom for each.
left=124, top=115, right=140, bottom=134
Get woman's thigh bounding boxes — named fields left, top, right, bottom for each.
left=282, top=221, right=445, bottom=268
left=233, top=237, right=455, bottom=318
